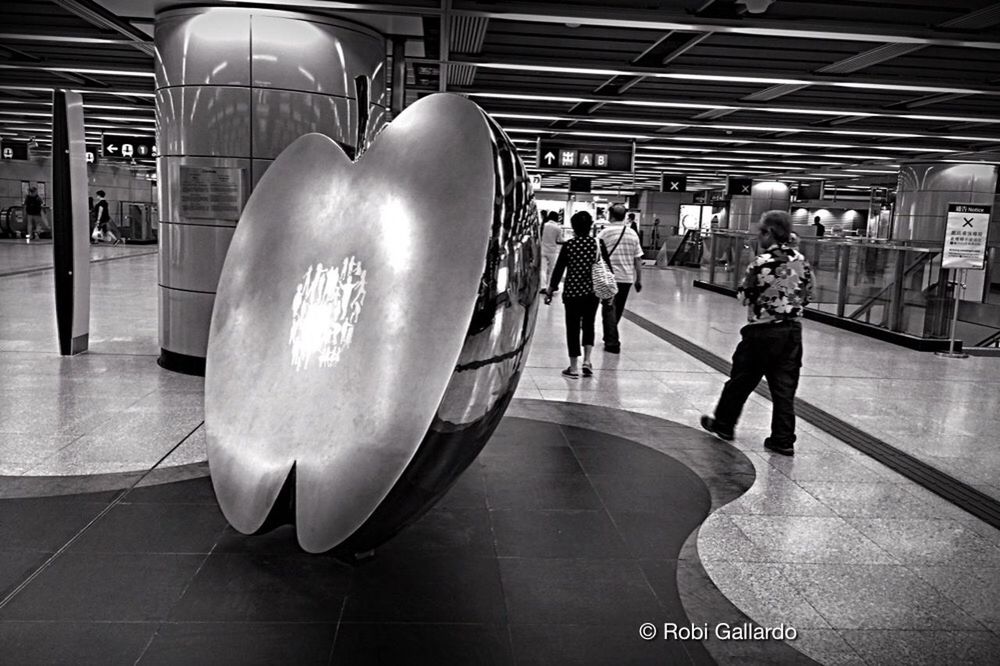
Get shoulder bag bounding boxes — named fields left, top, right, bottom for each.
left=592, top=238, right=618, bottom=300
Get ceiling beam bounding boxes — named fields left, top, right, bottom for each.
left=435, top=56, right=1000, bottom=96
left=450, top=2, right=1000, bottom=51
left=49, top=0, right=155, bottom=56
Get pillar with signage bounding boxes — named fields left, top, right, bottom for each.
left=154, top=6, right=387, bottom=374
left=51, top=90, right=91, bottom=355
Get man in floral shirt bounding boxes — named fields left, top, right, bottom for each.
left=702, top=210, right=813, bottom=456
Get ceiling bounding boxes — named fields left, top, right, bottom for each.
left=1, top=0, right=999, bottom=193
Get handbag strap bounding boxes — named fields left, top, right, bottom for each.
left=609, top=224, right=628, bottom=256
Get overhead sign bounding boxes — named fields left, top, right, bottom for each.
left=569, top=176, right=592, bottom=193
left=1, top=141, right=28, bottom=160
left=727, top=177, right=753, bottom=196
left=529, top=174, right=542, bottom=190
left=797, top=181, right=824, bottom=201
left=102, top=134, right=157, bottom=159
left=943, top=203, right=991, bottom=270
left=661, top=174, right=687, bottom=192
left=537, top=139, right=633, bottom=172
left=85, top=144, right=101, bottom=165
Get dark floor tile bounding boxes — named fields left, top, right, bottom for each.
left=479, top=444, right=583, bottom=474
left=0, top=621, right=155, bottom=665
left=0, top=496, right=112, bottom=551
left=491, top=509, right=629, bottom=559
left=127, top=477, right=219, bottom=505
left=509, top=623, right=692, bottom=666
left=485, top=471, right=603, bottom=511
left=67, top=502, right=226, bottom=554
left=499, top=557, right=661, bottom=625
left=213, top=525, right=304, bottom=555
left=588, top=473, right=711, bottom=515
left=140, top=622, right=336, bottom=666
left=490, top=418, right=567, bottom=448
left=168, top=552, right=352, bottom=622
left=570, top=442, right=690, bottom=480
left=637, top=559, right=685, bottom=614
left=437, top=468, right=487, bottom=509
left=0, top=550, right=50, bottom=599
left=332, top=623, right=511, bottom=666
left=377, top=508, right=494, bottom=557
left=343, top=550, right=506, bottom=623
left=614, top=511, right=706, bottom=559
left=0, top=553, right=203, bottom=621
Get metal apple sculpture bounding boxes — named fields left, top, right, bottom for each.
left=204, top=94, right=540, bottom=555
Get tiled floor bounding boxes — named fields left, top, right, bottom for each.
left=2, top=244, right=999, bottom=664
left=0, top=415, right=773, bottom=666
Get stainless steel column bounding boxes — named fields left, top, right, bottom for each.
left=155, top=7, right=387, bottom=373
left=894, top=162, right=998, bottom=242
left=749, top=180, right=791, bottom=224
left=51, top=89, right=90, bottom=356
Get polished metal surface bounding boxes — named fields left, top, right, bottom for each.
left=159, top=222, right=235, bottom=293
left=156, top=87, right=252, bottom=158
left=205, top=94, right=539, bottom=554
left=154, top=9, right=252, bottom=89
left=251, top=14, right=384, bottom=97
left=251, top=90, right=354, bottom=160
left=159, top=287, right=216, bottom=357
left=895, top=162, right=998, bottom=241
left=155, top=6, right=388, bottom=366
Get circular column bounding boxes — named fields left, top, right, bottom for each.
left=749, top=180, right=791, bottom=224
left=155, top=7, right=387, bottom=374
left=894, top=162, right=998, bottom=242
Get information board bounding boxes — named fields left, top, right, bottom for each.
left=179, top=166, right=244, bottom=221
left=943, top=203, right=991, bottom=269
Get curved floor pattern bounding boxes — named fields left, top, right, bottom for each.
left=0, top=403, right=816, bottom=665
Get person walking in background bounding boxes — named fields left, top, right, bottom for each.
left=540, top=211, right=563, bottom=295
left=22, top=186, right=46, bottom=242
left=597, top=203, right=643, bottom=354
left=91, top=190, right=120, bottom=244
left=813, top=215, right=826, bottom=238
left=544, top=211, right=612, bottom=379
left=701, top=210, right=813, bottom=456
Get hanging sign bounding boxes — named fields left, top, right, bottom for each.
left=942, top=203, right=991, bottom=269
left=536, top=139, right=634, bottom=172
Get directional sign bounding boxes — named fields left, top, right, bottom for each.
left=537, top=140, right=633, bottom=172
left=943, top=203, right=991, bottom=269
left=85, top=144, right=101, bottom=165
left=102, top=134, right=157, bottom=160
left=728, top=176, right=753, bottom=197
left=1, top=141, right=28, bottom=160
left=661, top=174, right=687, bottom=193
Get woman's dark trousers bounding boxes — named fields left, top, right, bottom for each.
left=564, top=295, right=599, bottom=357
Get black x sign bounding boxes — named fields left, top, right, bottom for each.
left=963, top=217, right=974, bottom=227
left=661, top=174, right=687, bottom=193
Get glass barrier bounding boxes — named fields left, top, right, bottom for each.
left=700, top=230, right=953, bottom=341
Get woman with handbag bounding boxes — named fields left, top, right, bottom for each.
left=544, top=211, right=614, bottom=379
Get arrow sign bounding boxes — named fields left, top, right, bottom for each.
left=107, top=144, right=118, bottom=154
left=102, top=134, right=156, bottom=160
left=536, top=139, right=633, bottom=173
left=543, top=151, right=556, bottom=165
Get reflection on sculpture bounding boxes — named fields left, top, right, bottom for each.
left=205, top=94, right=540, bottom=554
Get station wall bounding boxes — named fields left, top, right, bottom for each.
left=0, top=157, right=156, bottom=218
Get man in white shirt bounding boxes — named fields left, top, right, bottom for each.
left=597, top=204, right=643, bottom=353
left=540, top=211, right=563, bottom=294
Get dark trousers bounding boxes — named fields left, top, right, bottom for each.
left=601, top=283, right=632, bottom=348
left=713, top=320, right=803, bottom=446
left=564, top=295, right=599, bottom=358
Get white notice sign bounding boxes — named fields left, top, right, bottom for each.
left=180, top=166, right=244, bottom=221
left=942, top=203, right=991, bottom=269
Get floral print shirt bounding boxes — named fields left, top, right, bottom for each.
left=739, top=243, right=813, bottom=325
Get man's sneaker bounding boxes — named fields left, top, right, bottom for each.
left=604, top=345, right=620, bottom=354
left=764, top=439, right=795, bottom=456
left=700, top=415, right=734, bottom=442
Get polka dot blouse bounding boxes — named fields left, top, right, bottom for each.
left=547, top=235, right=612, bottom=300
